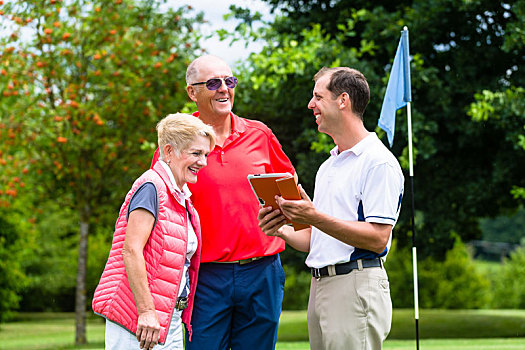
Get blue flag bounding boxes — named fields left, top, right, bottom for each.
left=378, top=29, right=412, bottom=147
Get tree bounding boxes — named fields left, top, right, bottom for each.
left=469, top=86, right=525, bottom=197
left=467, top=0, right=525, bottom=245
left=228, top=0, right=525, bottom=259
left=0, top=0, right=203, bottom=344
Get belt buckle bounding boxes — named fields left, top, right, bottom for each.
left=312, top=268, right=321, bottom=280
left=239, top=258, right=252, bottom=265
left=239, top=257, right=262, bottom=265
left=176, top=297, right=188, bottom=311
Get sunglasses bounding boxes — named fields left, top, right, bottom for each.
left=191, top=76, right=238, bottom=90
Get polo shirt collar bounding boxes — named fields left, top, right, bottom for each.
left=192, top=111, right=247, bottom=135
left=230, top=112, right=247, bottom=134
left=330, top=132, right=377, bottom=157
left=156, top=160, right=192, bottom=205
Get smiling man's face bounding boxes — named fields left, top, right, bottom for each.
left=307, top=74, right=340, bottom=136
left=187, top=56, right=235, bottom=120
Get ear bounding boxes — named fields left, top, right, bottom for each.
left=338, top=92, right=350, bottom=110
left=187, top=85, right=198, bottom=102
left=163, top=144, right=173, bottom=160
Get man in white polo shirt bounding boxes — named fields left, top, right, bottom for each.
left=258, top=66, right=404, bottom=350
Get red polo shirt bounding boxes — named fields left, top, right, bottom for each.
left=151, top=112, right=294, bottom=262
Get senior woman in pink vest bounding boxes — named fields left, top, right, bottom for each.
left=93, top=113, right=215, bottom=350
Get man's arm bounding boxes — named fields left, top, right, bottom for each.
left=258, top=205, right=311, bottom=252
left=277, top=186, right=391, bottom=254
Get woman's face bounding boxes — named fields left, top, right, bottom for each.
left=167, top=135, right=211, bottom=189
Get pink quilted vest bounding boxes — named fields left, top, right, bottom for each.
left=92, top=161, right=201, bottom=344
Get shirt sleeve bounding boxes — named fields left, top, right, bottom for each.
left=362, top=163, right=404, bottom=225
left=127, top=182, right=158, bottom=220
left=267, top=130, right=295, bottom=175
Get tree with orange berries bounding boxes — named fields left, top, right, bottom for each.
left=0, top=0, right=204, bottom=344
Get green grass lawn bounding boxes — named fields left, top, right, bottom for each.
left=278, top=309, right=525, bottom=341
left=1, top=309, right=525, bottom=350
left=474, top=259, right=503, bottom=274
left=278, top=339, right=525, bottom=350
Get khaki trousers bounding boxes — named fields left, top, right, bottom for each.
left=307, top=266, right=392, bottom=350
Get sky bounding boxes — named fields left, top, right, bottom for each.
left=173, top=0, right=275, bottom=66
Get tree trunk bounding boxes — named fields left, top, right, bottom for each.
left=75, top=204, right=90, bottom=345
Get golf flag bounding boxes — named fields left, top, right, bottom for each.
left=378, top=28, right=412, bottom=147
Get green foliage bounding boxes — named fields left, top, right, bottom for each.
left=282, top=265, right=310, bottom=310
left=0, top=213, right=27, bottom=322
left=388, top=238, right=490, bottom=309
left=469, top=87, right=525, bottom=200
left=384, top=240, right=415, bottom=308
left=502, top=0, right=525, bottom=52
left=19, top=202, right=78, bottom=312
left=491, top=246, right=525, bottom=308
left=432, top=238, right=491, bottom=309
left=86, top=227, right=114, bottom=308
left=480, top=206, right=525, bottom=244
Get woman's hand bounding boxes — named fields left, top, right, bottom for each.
left=136, top=310, right=161, bottom=349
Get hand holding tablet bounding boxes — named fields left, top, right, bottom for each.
left=247, top=173, right=310, bottom=231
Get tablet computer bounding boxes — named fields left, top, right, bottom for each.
left=247, top=173, right=310, bottom=231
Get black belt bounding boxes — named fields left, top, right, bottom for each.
left=175, top=297, right=188, bottom=311
left=311, top=258, right=382, bottom=279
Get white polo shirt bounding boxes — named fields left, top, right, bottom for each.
left=305, top=132, right=404, bottom=269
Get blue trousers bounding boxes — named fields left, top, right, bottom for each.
left=185, top=254, right=285, bottom=350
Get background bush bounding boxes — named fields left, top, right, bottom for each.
left=490, top=245, right=525, bottom=309
left=282, top=265, right=311, bottom=310
left=387, top=238, right=491, bottom=309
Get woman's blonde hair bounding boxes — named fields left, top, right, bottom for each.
left=157, top=113, right=216, bottom=159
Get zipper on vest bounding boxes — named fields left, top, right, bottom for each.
left=162, top=205, right=189, bottom=345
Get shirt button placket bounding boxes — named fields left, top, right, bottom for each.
left=219, top=150, right=225, bottom=164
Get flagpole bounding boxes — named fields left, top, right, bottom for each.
left=407, top=100, right=420, bottom=350
left=378, top=25, right=419, bottom=349
left=403, top=25, right=420, bottom=350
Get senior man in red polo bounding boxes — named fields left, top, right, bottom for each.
left=150, top=55, right=297, bottom=350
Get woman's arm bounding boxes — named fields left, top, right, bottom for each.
left=122, top=208, right=159, bottom=350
